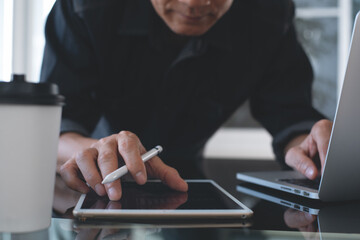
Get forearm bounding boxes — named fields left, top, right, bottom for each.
left=57, top=132, right=97, bottom=173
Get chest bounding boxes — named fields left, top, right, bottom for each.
left=99, top=36, right=255, bottom=113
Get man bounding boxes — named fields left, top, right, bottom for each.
left=41, top=0, right=332, bottom=201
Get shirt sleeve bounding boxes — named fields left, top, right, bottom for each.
left=249, top=2, right=326, bottom=166
left=40, top=0, right=101, bottom=137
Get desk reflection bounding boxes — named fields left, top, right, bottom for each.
left=236, top=181, right=360, bottom=239
left=284, top=208, right=319, bottom=240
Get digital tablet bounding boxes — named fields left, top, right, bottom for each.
left=73, top=180, right=253, bottom=220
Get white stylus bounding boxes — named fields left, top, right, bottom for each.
left=101, top=145, right=163, bottom=184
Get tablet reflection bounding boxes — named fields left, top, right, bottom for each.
left=87, top=188, right=188, bottom=210
left=76, top=226, right=228, bottom=240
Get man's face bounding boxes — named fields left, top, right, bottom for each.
left=151, top=0, right=233, bottom=36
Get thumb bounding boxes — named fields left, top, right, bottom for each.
left=309, top=120, right=332, bottom=171
left=285, top=146, right=319, bottom=179
left=146, top=157, right=188, bottom=192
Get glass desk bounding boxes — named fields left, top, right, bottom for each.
left=2, top=158, right=360, bottom=239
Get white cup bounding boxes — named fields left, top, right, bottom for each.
left=0, top=75, right=64, bottom=232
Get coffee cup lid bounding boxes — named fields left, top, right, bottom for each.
left=0, top=75, right=65, bottom=106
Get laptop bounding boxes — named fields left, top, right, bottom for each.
left=237, top=12, right=360, bottom=202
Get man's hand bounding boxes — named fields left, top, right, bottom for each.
left=59, top=131, right=188, bottom=201
left=285, top=120, right=332, bottom=179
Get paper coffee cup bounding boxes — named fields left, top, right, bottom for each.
left=0, top=75, right=64, bottom=232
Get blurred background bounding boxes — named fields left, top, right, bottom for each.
left=0, top=0, right=359, bottom=160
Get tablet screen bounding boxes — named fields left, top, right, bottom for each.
left=80, top=181, right=243, bottom=210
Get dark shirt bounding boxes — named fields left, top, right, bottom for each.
left=40, top=0, right=324, bottom=177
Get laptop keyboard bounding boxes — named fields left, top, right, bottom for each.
left=279, top=177, right=321, bottom=190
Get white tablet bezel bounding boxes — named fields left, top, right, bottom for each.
left=73, top=179, right=253, bottom=220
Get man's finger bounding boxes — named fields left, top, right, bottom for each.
left=59, top=159, right=89, bottom=194
left=97, top=137, right=122, bottom=201
left=146, top=157, right=188, bottom=192
left=285, top=147, right=318, bottom=179
left=75, top=148, right=106, bottom=197
left=306, top=136, right=318, bottom=159
left=116, top=131, right=147, bottom=185
left=311, top=120, right=332, bottom=169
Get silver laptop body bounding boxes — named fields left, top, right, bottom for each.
left=237, top=12, right=360, bottom=202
